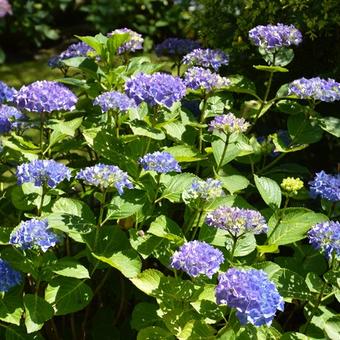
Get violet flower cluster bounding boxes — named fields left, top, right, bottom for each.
left=10, top=219, right=59, bottom=252
left=209, top=113, right=250, bottom=134
left=206, top=206, right=268, bottom=237
left=76, top=164, right=133, bottom=194
left=0, top=259, right=22, bottom=292
left=139, top=151, right=181, bottom=173
left=0, top=105, right=25, bottom=134
left=93, top=91, right=136, bottom=112
left=186, top=178, right=223, bottom=203
left=288, top=77, right=340, bottom=102
left=216, top=268, right=284, bottom=326
left=0, top=0, right=12, bottom=17
left=14, top=81, right=78, bottom=113
left=183, top=48, right=229, bottom=71
left=0, top=81, right=16, bottom=103
left=108, top=28, right=143, bottom=54
left=125, top=72, right=186, bottom=108
left=170, top=240, right=224, bottom=278
left=17, top=160, right=71, bottom=188
left=249, top=23, right=302, bottom=50
left=155, top=38, right=200, bottom=57
left=309, top=171, right=340, bottom=202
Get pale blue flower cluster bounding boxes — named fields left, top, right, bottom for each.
left=170, top=240, right=224, bottom=278
left=183, top=48, right=229, bottom=71
left=14, top=81, right=78, bottom=113
left=0, top=259, right=22, bottom=292
left=186, top=178, right=223, bottom=202
left=309, top=171, right=340, bottom=202
left=17, top=160, right=71, bottom=188
left=94, top=91, right=136, bottom=112
left=0, top=105, right=25, bottom=134
left=10, top=219, right=59, bottom=252
left=155, top=38, right=200, bottom=57
left=139, top=151, right=181, bottom=173
left=209, top=113, right=250, bottom=134
left=0, top=81, right=16, bottom=103
left=108, top=28, right=143, bottom=54
left=216, top=268, right=284, bottom=326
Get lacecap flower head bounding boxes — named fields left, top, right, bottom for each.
left=93, top=91, right=136, bottom=113
left=139, top=151, right=181, bottom=173
left=17, top=160, right=71, bottom=188
left=309, top=171, right=340, bottom=202
left=281, top=177, right=304, bottom=195
left=10, top=219, right=59, bottom=252
left=14, top=81, right=78, bottom=113
left=0, top=259, right=22, bottom=292
left=170, top=240, right=224, bottom=278
left=185, top=178, right=223, bottom=203
left=76, top=164, right=133, bottom=195
left=0, top=105, right=25, bottom=134
left=0, top=81, right=16, bottom=103
left=155, top=38, right=201, bottom=57
left=308, top=221, right=340, bottom=260
left=108, top=28, right=143, bottom=54
left=209, top=113, right=250, bottom=134
left=216, top=268, right=284, bottom=326
left=183, top=48, right=229, bottom=71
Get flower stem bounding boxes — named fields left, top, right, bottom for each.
left=215, top=132, right=229, bottom=174
left=40, top=112, right=46, bottom=156
left=190, top=209, right=204, bottom=241
left=37, top=185, right=46, bottom=217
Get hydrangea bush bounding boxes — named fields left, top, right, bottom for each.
left=0, top=23, right=339, bottom=339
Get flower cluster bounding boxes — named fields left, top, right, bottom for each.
left=216, top=268, right=284, bottom=326
left=308, top=221, right=340, bottom=259
left=183, top=67, right=230, bottom=92
left=309, top=171, right=340, bottom=202
left=94, top=91, right=136, bottom=113
left=0, top=105, right=25, bottom=134
left=288, top=77, right=340, bottom=102
left=209, top=113, right=250, bottom=134
left=0, top=0, right=12, bottom=17
left=185, top=178, right=223, bottom=203
left=0, top=259, right=22, bottom=292
left=249, top=23, right=302, bottom=50
left=155, top=38, right=200, bottom=57
left=183, top=48, right=229, bottom=71
left=17, top=160, right=71, bottom=188
left=10, top=219, right=59, bottom=252
left=170, top=241, right=224, bottom=278
left=76, top=164, right=133, bottom=194
left=206, top=206, right=268, bottom=237
left=125, top=72, right=186, bottom=108
left=14, top=81, right=78, bottom=113
left=108, top=28, right=143, bottom=54
left=281, top=177, right=304, bottom=195
left=139, top=151, right=181, bottom=173
left=0, top=81, right=16, bottom=103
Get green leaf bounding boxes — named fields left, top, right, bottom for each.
left=226, top=75, right=259, bottom=99
left=280, top=332, right=309, bottom=339
left=288, top=114, right=323, bottom=144
left=166, top=145, right=206, bottom=163
left=233, top=233, right=257, bottom=257
left=315, top=116, right=340, bottom=137
left=131, top=303, right=161, bottom=331
left=260, top=47, right=294, bottom=67
left=129, top=120, right=166, bottom=140
left=48, top=258, right=90, bottom=279
left=137, top=326, right=175, bottom=340
left=178, top=320, right=216, bottom=339
left=0, top=291, right=23, bottom=325
left=253, top=65, right=289, bottom=72
left=148, top=215, right=184, bottom=243
left=130, top=269, right=164, bottom=296
left=254, top=175, right=282, bottom=208
left=219, top=175, right=249, bottom=194
left=5, top=324, right=44, bottom=340
left=76, top=34, right=105, bottom=55
left=325, top=316, right=340, bottom=340
left=305, top=273, right=325, bottom=293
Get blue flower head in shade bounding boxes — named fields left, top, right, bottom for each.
left=139, top=151, right=181, bottom=174
left=0, top=259, right=22, bottom=292
left=183, top=48, right=229, bottom=71
left=125, top=72, right=186, bottom=108
left=76, top=163, right=133, bottom=195
left=0, top=105, right=25, bottom=134
left=216, top=268, right=284, bottom=326
left=108, top=28, right=143, bottom=54
left=185, top=178, right=223, bottom=204
left=10, top=218, right=59, bottom=252
left=308, top=221, right=340, bottom=260
left=14, top=81, right=77, bottom=113
left=93, top=91, right=136, bottom=113
left=170, top=240, right=224, bottom=278
left=309, top=171, right=340, bottom=202
left=208, top=113, right=250, bottom=134
left=0, top=81, right=17, bottom=104
left=17, top=160, right=71, bottom=188
left=205, top=206, right=268, bottom=237
left=155, top=38, right=201, bottom=57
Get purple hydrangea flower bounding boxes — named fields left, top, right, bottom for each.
left=183, top=48, right=229, bottom=71
left=309, top=171, right=340, bottom=202
left=170, top=240, right=224, bottom=278
left=10, top=218, right=59, bottom=252
left=288, top=77, right=340, bottom=102
left=14, top=81, right=78, bottom=113
left=0, top=0, right=12, bottom=17
left=155, top=38, right=201, bottom=57
left=17, top=160, right=71, bottom=188
left=93, top=91, right=136, bottom=113
left=308, top=221, right=340, bottom=259
left=76, top=163, right=133, bottom=194
left=0, top=105, right=25, bottom=134
left=139, top=151, right=181, bottom=173
left=0, top=81, right=17, bottom=104
left=125, top=72, right=186, bottom=108
left=249, top=23, right=302, bottom=50
left=108, top=28, right=143, bottom=54
left=186, top=178, right=223, bottom=202
left=183, top=67, right=230, bottom=92
left=0, top=259, right=22, bottom=292
left=209, top=113, right=250, bottom=134
left=216, top=268, right=284, bottom=326
left=205, top=206, right=268, bottom=237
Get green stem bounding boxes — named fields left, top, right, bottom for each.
left=196, top=94, right=208, bottom=175
left=190, top=209, right=204, bottom=241
left=40, top=112, right=46, bottom=156
left=229, top=235, right=238, bottom=263
left=183, top=208, right=199, bottom=237
left=94, top=189, right=107, bottom=251
left=37, top=185, right=46, bottom=217
left=114, top=110, right=120, bottom=138
left=284, top=196, right=290, bottom=209
left=153, top=173, right=162, bottom=204
left=215, top=132, right=229, bottom=174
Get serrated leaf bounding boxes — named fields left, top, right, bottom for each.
left=254, top=174, right=282, bottom=208
left=130, top=269, right=164, bottom=295
left=219, top=175, right=249, bottom=194
left=48, top=258, right=90, bottom=279
left=316, top=116, right=340, bottom=137
left=137, top=326, right=175, bottom=340
left=148, top=215, right=184, bottom=243
left=0, top=292, right=23, bottom=325
left=166, top=145, right=206, bottom=162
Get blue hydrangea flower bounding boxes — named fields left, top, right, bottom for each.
left=216, top=268, right=284, bottom=326
left=125, top=72, right=186, bottom=108
left=249, top=23, right=302, bottom=50
left=183, top=48, right=229, bottom=71
left=170, top=240, right=224, bottom=278
left=76, top=163, right=133, bottom=194
left=205, top=206, right=268, bottom=237
left=0, top=81, right=16, bottom=103
left=183, top=67, right=230, bottom=92
left=288, top=77, right=340, bottom=102
left=155, top=38, right=200, bottom=57
left=209, top=113, right=250, bottom=134
left=0, top=105, right=25, bottom=134
left=185, top=178, right=223, bottom=202
left=10, top=218, right=59, bottom=252
left=139, top=151, right=181, bottom=173
left=108, top=28, right=143, bottom=54
left=308, top=221, right=340, bottom=259
left=14, top=81, right=78, bottom=113
left=0, top=259, right=22, bottom=292
left=17, top=160, right=71, bottom=188
left=93, top=91, right=136, bottom=113
left=309, top=171, right=340, bottom=202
